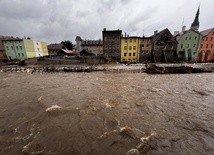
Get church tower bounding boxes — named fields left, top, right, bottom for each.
left=191, top=6, right=200, bottom=31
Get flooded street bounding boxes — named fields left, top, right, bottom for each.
left=0, top=72, right=214, bottom=155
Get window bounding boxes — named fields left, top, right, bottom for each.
left=105, top=45, right=108, bottom=49
left=20, top=46, right=22, bottom=50
left=189, top=37, right=191, bottom=40
left=211, top=44, right=213, bottom=48
left=130, top=39, right=132, bottom=42
left=181, top=44, right=183, bottom=48
left=187, top=44, right=189, bottom=48
left=124, top=53, right=127, bottom=57
left=211, top=37, right=213, bottom=41
left=134, top=39, right=136, bottom=42
left=37, top=42, right=39, bottom=45
left=18, top=53, right=20, bottom=57
left=129, top=46, right=132, bottom=50
left=142, top=44, right=144, bottom=47
left=129, top=53, right=131, bottom=56
left=37, top=48, right=39, bottom=51
left=185, top=37, right=188, bottom=40
left=147, top=44, right=149, bottom=47
left=206, top=44, right=209, bottom=48
left=193, top=44, right=196, bottom=48
left=11, top=46, right=14, bottom=50
left=125, top=39, right=127, bottom=43
left=6, top=46, right=9, bottom=50
left=133, top=53, right=136, bottom=56
left=206, top=37, right=208, bottom=41
left=16, top=46, right=19, bottom=50
left=124, top=46, right=127, bottom=50
left=195, top=37, right=197, bottom=40
left=201, top=44, right=203, bottom=48
left=104, top=37, right=108, bottom=41
left=133, top=46, right=136, bottom=50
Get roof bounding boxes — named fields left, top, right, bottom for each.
left=200, top=28, right=214, bottom=37
left=122, top=36, right=141, bottom=39
left=150, top=28, right=178, bottom=43
left=48, top=43, right=63, bottom=50
left=175, top=29, right=201, bottom=41
left=59, top=49, right=78, bottom=55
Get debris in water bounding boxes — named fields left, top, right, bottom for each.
left=105, top=103, right=113, bottom=109
left=22, top=142, right=44, bottom=155
left=45, top=105, right=62, bottom=112
left=140, top=131, right=157, bottom=143
left=120, top=126, right=136, bottom=138
left=126, top=148, right=139, bottom=155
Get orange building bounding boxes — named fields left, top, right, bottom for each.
left=198, top=28, right=214, bottom=62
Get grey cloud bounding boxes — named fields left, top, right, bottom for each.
left=0, top=0, right=213, bottom=44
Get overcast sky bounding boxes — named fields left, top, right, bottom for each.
left=0, top=0, right=213, bottom=44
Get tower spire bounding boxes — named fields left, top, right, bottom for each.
left=191, top=6, right=200, bottom=31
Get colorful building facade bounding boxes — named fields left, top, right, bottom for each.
left=121, top=36, right=141, bottom=62
left=0, top=36, right=11, bottom=61
left=198, top=28, right=214, bottom=62
left=3, top=38, right=49, bottom=60
left=176, top=29, right=202, bottom=62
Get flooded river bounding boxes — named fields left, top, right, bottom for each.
left=0, top=72, right=214, bottom=155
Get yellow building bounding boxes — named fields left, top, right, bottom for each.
left=121, top=36, right=141, bottom=62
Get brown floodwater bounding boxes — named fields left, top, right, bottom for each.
left=0, top=72, right=214, bottom=155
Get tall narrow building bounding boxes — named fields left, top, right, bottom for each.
left=102, top=28, right=122, bottom=62
left=191, top=6, right=200, bottom=31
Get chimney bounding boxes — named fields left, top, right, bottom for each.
left=154, top=30, right=158, bottom=35
left=174, top=31, right=179, bottom=36
left=182, top=26, right=186, bottom=32
left=103, top=28, right=106, bottom=31
left=125, top=32, right=127, bottom=37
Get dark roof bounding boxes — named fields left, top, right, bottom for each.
left=103, top=29, right=122, bottom=33
left=122, top=36, right=141, bottom=39
left=48, top=43, right=63, bottom=50
left=200, top=28, right=214, bottom=37
left=150, top=28, right=177, bottom=43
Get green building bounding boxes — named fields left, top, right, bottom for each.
left=2, top=38, right=48, bottom=60
left=175, top=7, right=202, bottom=62
left=176, top=29, right=202, bottom=62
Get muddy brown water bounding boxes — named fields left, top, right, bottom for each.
left=0, top=72, right=214, bottom=155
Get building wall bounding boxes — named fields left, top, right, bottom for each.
left=139, top=37, right=152, bottom=62
left=23, top=39, right=36, bottom=58
left=103, top=29, right=122, bottom=62
left=177, top=29, right=202, bottom=62
left=33, top=40, right=43, bottom=57
left=0, top=36, right=9, bottom=60
left=41, top=41, right=49, bottom=56
left=3, top=40, right=27, bottom=60
left=199, top=29, right=214, bottom=62
left=153, top=29, right=178, bottom=63
left=82, top=45, right=103, bottom=56
left=121, top=37, right=140, bottom=62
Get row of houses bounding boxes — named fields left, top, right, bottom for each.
left=75, top=7, right=214, bottom=63
left=0, top=36, right=48, bottom=61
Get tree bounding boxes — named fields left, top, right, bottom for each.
left=61, top=40, right=74, bottom=50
